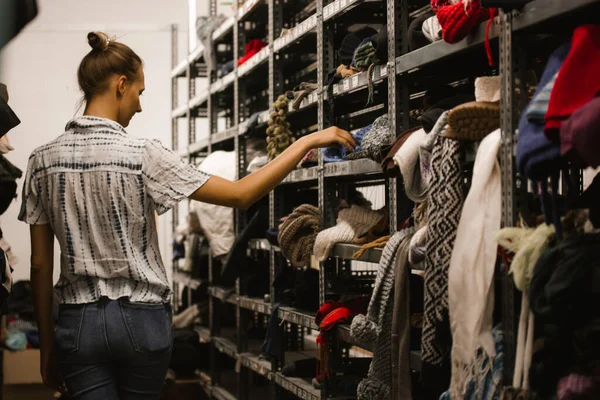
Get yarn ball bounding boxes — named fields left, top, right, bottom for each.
left=350, top=314, right=377, bottom=343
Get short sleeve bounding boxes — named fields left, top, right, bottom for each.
left=142, top=139, right=211, bottom=215
left=18, top=155, right=49, bottom=225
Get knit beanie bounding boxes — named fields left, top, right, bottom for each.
left=436, top=0, right=493, bottom=44
left=369, top=25, right=388, bottom=62
left=409, top=14, right=433, bottom=51
left=337, top=27, right=377, bottom=66
left=394, top=128, right=428, bottom=202
left=346, top=114, right=394, bottom=162
left=351, top=229, right=414, bottom=400
left=278, top=204, right=320, bottom=268
left=322, top=124, right=370, bottom=163
left=313, top=204, right=385, bottom=262
left=516, top=43, right=570, bottom=180
left=561, top=95, right=600, bottom=169
left=545, top=25, right=600, bottom=142
left=420, top=93, right=473, bottom=133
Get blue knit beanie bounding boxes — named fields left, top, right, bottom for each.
left=516, top=43, right=571, bottom=181
left=321, top=124, right=371, bottom=163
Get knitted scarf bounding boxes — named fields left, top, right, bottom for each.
left=421, top=134, right=464, bottom=390
left=351, top=229, right=414, bottom=400
left=278, top=204, right=320, bottom=267
left=448, top=129, right=501, bottom=398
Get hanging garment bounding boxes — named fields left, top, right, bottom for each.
left=351, top=229, right=414, bottom=400
left=391, top=230, right=416, bottom=400
left=560, top=95, right=600, bottom=169
left=0, top=0, right=38, bottom=50
left=545, top=25, right=600, bottom=142
left=421, top=134, right=464, bottom=394
left=448, top=129, right=501, bottom=398
left=191, top=151, right=236, bottom=258
left=0, top=155, right=22, bottom=215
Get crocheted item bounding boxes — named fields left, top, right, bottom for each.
left=436, top=0, right=492, bottom=44
left=422, top=15, right=443, bottom=42
left=313, top=204, right=385, bottom=262
left=448, top=129, right=501, bottom=398
left=266, top=94, right=295, bottom=160
left=278, top=204, right=320, bottom=267
left=421, top=134, right=464, bottom=390
left=475, top=76, right=501, bottom=102
left=346, top=114, right=394, bottom=163
left=351, top=39, right=380, bottom=104
left=351, top=229, right=414, bottom=400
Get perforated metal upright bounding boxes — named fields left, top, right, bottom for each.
left=170, top=23, right=181, bottom=312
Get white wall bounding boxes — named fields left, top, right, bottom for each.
left=0, top=0, right=208, bottom=283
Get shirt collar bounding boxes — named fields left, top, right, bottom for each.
left=65, top=116, right=128, bottom=135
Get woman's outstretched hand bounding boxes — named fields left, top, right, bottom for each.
left=304, top=126, right=357, bottom=153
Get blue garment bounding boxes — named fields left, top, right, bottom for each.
left=517, top=43, right=570, bottom=180
left=261, top=303, right=284, bottom=361
left=56, top=297, right=172, bottom=400
left=525, top=71, right=558, bottom=124
left=439, top=325, right=504, bottom=400
left=6, top=331, right=27, bottom=351
left=321, top=124, right=371, bottom=163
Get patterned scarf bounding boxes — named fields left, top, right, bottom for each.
left=421, top=134, right=464, bottom=391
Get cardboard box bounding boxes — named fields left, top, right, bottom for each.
left=3, top=349, right=43, bottom=384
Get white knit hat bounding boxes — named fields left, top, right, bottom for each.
left=474, top=76, right=501, bottom=103
left=409, top=225, right=428, bottom=265
left=392, top=128, right=428, bottom=202
left=313, top=205, right=385, bottom=262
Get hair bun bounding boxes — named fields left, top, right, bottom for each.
left=87, top=31, right=110, bottom=51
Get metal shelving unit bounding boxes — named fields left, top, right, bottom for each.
left=171, top=0, right=600, bottom=398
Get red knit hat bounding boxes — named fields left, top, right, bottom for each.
left=436, top=0, right=492, bottom=44
left=545, top=25, right=600, bottom=142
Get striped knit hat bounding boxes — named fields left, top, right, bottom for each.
left=278, top=204, right=320, bottom=267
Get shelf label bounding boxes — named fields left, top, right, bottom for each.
left=343, top=79, right=350, bottom=91
left=340, top=0, right=347, bottom=8
left=334, top=1, right=340, bottom=13
left=381, top=64, right=388, bottom=76
left=352, top=75, right=359, bottom=88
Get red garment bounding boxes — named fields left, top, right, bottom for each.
left=436, top=0, right=492, bottom=44
left=237, top=39, right=267, bottom=66
left=545, top=25, right=600, bottom=142
left=314, top=297, right=369, bottom=330
left=560, top=95, right=600, bottom=168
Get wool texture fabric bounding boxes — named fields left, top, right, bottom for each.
left=409, top=225, right=428, bottom=266
left=393, top=128, right=428, bottom=202
left=475, top=76, right=501, bottom=103
left=545, top=25, right=600, bottom=142
left=266, top=94, right=295, bottom=160
left=351, top=40, right=380, bottom=104
left=436, top=0, right=493, bottom=45
left=421, top=133, right=464, bottom=391
left=448, top=129, right=501, bottom=398
left=418, top=111, right=450, bottom=196
left=238, top=39, right=267, bottom=66
left=557, top=373, right=600, bottom=400
left=560, top=95, right=600, bottom=168
left=516, top=43, right=570, bottom=180
left=353, top=235, right=390, bottom=260
left=314, top=204, right=384, bottom=262
left=322, top=124, right=370, bottom=163
left=337, top=27, right=377, bottom=66
left=423, top=15, right=443, bottom=43
left=278, top=204, right=320, bottom=268
left=391, top=229, right=415, bottom=400
left=420, top=94, right=473, bottom=133
left=346, top=114, right=394, bottom=162
left=525, top=71, right=558, bottom=124
left=351, top=229, right=414, bottom=400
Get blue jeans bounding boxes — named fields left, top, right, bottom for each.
left=56, top=297, right=173, bottom=400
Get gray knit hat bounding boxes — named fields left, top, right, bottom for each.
left=351, top=228, right=415, bottom=400
left=278, top=204, right=320, bottom=267
left=346, top=114, right=394, bottom=162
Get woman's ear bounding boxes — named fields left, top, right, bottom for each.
left=116, top=75, right=128, bottom=97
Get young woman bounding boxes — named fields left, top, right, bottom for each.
left=18, top=31, right=355, bottom=400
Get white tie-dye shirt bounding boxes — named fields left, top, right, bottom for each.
left=19, top=116, right=210, bottom=304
